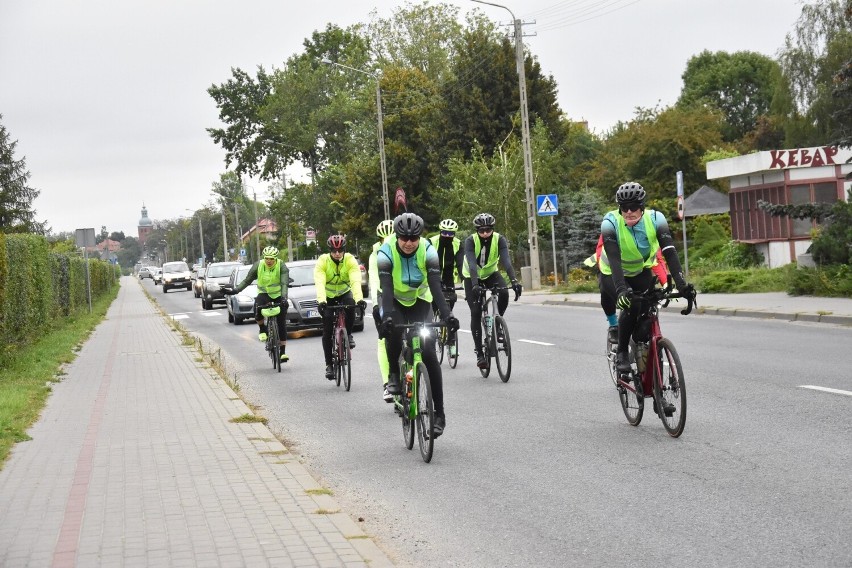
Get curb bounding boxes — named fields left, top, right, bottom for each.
left=540, top=299, right=852, bottom=326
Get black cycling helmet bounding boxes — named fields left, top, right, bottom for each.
left=615, top=182, right=646, bottom=204
left=473, top=212, right=496, bottom=229
left=393, top=212, right=424, bottom=237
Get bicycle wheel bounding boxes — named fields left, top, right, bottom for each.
left=615, top=342, right=643, bottom=425
left=448, top=332, right=459, bottom=369
left=268, top=320, right=281, bottom=372
left=400, top=359, right=415, bottom=450
left=433, top=311, right=445, bottom=364
left=415, top=362, right=435, bottom=463
left=341, top=333, right=352, bottom=392
left=653, top=337, right=686, bottom=437
left=333, top=328, right=343, bottom=387
left=493, top=316, right=512, bottom=382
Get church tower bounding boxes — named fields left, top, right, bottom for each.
left=137, top=204, right=153, bottom=246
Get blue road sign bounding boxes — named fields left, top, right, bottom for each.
left=536, top=194, right=559, bottom=216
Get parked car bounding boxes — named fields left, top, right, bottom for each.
left=138, top=266, right=152, bottom=279
left=152, top=268, right=163, bottom=285
left=193, top=267, right=206, bottom=298
left=285, top=259, right=364, bottom=333
left=226, top=264, right=257, bottom=324
left=161, top=261, right=192, bottom=293
left=354, top=257, right=369, bottom=299
left=201, top=261, right=243, bottom=310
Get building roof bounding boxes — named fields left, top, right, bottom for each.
left=241, top=218, right=278, bottom=241
left=684, top=185, right=729, bottom=217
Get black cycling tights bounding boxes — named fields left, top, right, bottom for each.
left=384, top=299, right=444, bottom=416
left=255, top=292, right=287, bottom=339
left=321, top=293, right=355, bottom=366
left=464, top=273, right=508, bottom=354
left=600, top=269, right=655, bottom=353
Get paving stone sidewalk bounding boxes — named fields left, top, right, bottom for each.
left=0, top=277, right=392, bottom=568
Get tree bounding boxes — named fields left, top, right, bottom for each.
left=554, top=186, right=608, bottom=269
left=678, top=50, right=785, bottom=144
left=587, top=105, right=726, bottom=204
left=0, top=114, right=45, bottom=233
left=831, top=56, right=852, bottom=149
left=115, top=236, right=142, bottom=269
left=778, top=0, right=852, bottom=146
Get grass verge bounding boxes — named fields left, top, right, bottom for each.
left=0, top=284, right=120, bottom=469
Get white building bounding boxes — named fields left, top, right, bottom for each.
left=706, top=145, right=852, bottom=267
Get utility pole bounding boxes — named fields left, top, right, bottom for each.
left=253, top=190, right=261, bottom=261
left=221, top=209, right=228, bottom=261
left=471, top=1, right=541, bottom=289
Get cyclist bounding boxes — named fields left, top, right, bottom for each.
left=315, top=234, right=366, bottom=381
left=369, top=219, right=395, bottom=401
left=429, top=218, right=464, bottom=310
left=600, top=182, right=695, bottom=374
left=378, top=213, right=459, bottom=438
left=585, top=233, right=669, bottom=345
left=222, top=246, right=290, bottom=362
left=462, top=213, right=522, bottom=369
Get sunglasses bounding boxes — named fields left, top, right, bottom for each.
left=330, top=248, right=344, bottom=254
left=477, top=227, right=493, bottom=234
left=620, top=203, right=643, bottom=213
left=440, top=231, right=455, bottom=237
left=398, top=235, right=420, bottom=243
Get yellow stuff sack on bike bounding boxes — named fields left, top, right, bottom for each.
left=261, top=306, right=281, bottom=318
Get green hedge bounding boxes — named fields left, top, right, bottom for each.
left=0, top=233, right=118, bottom=364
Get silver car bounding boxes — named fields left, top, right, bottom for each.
left=226, top=265, right=258, bottom=324
left=201, top=262, right=243, bottom=310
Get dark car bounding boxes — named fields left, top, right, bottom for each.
left=201, top=261, right=243, bottom=310
left=285, top=259, right=364, bottom=333
left=226, top=265, right=257, bottom=325
left=354, top=257, right=369, bottom=299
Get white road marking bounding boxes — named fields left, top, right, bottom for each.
left=202, top=312, right=221, bottom=317
left=170, top=314, right=189, bottom=320
left=458, top=329, right=471, bottom=334
left=518, top=339, right=554, bottom=346
left=799, top=385, right=852, bottom=397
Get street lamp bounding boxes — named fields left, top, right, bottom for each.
left=321, top=58, right=390, bottom=221
left=471, top=0, right=541, bottom=289
left=186, top=209, right=205, bottom=268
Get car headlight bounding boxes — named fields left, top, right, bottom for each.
left=236, top=294, right=253, bottom=304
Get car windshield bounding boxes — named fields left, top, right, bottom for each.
left=163, top=262, right=189, bottom=273
left=208, top=264, right=239, bottom=277
left=288, top=264, right=315, bottom=286
left=235, top=265, right=254, bottom=284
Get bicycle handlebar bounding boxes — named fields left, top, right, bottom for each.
left=256, top=299, right=286, bottom=309
left=631, top=282, right=697, bottom=315
left=476, top=285, right=520, bottom=302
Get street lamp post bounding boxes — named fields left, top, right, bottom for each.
left=186, top=209, right=205, bottom=268
left=471, top=0, right=541, bottom=289
left=321, top=58, right=390, bottom=220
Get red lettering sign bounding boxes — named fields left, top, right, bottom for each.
left=768, top=145, right=840, bottom=169
left=770, top=150, right=786, bottom=169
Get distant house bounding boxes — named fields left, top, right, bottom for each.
left=683, top=185, right=729, bottom=217
left=240, top=218, right=278, bottom=245
left=706, top=145, right=852, bottom=267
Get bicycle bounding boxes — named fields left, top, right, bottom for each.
left=257, top=299, right=286, bottom=373
left=433, top=286, right=460, bottom=369
left=607, top=282, right=696, bottom=437
left=476, top=285, right=517, bottom=382
left=325, top=304, right=353, bottom=391
left=391, top=321, right=446, bottom=463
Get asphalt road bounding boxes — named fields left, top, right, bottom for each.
left=142, top=277, right=852, bottom=567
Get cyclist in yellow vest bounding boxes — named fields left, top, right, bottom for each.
left=369, top=219, right=396, bottom=402
left=378, top=213, right=459, bottom=438
left=222, top=245, right=290, bottom=362
left=462, top=213, right=522, bottom=369
left=601, top=182, right=695, bottom=374
left=428, top=218, right=464, bottom=311
left=315, top=234, right=366, bottom=380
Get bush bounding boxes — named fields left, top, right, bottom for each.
left=787, top=265, right=852, bottom=297
left=697, top=267, right=787, bottom=293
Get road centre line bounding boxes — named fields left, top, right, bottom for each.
left=518, top=339, right=554, bottom=346
left=799, top=385, right=852, bottom=397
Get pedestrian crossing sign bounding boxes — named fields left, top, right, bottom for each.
left=536, top=194, right=558, bottom=216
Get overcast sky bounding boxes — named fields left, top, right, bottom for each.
left=0, top=0, right=804, bottom=238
